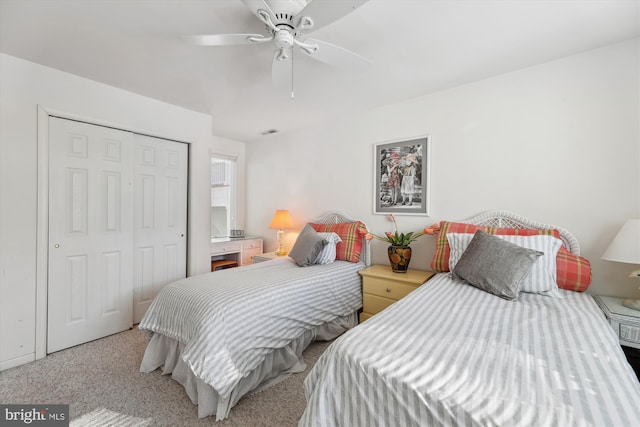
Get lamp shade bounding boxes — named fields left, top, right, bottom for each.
left=602, top=219, right=640, bottom=265
left=269, top=210, right=293, bottom=229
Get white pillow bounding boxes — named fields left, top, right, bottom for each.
left=314, top=232, right=342, bottom=264
left=447, top=232, right=563, bottom=295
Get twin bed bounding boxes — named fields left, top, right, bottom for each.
left=139, top=210, right=640, bottom=425
left=138, top=212, right=370, bottom=420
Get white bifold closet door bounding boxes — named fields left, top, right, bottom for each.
left=47, top=117, right=187, bottom=353
left=132, top=134, right=187, bottom=323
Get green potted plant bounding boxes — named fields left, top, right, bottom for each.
left=365, top=214, right=428, bottom=273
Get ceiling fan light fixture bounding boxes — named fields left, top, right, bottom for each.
left=274, top=30, right=294, bottom=49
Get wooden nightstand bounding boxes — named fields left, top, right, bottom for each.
left=359, top=265, right=435, bottom=323
left=253, top=251, right=288, bottom=263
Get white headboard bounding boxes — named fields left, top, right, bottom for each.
left=461, top=210, right=580, bottom=255
left=311, top=211, right=371, bottom=266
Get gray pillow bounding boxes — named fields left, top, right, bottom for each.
left=288, top=224, right=328, bottom=267
left=452, top=230, right=543, bottom=300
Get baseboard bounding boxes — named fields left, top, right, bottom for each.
left=0, top=353, right=35, bottom=372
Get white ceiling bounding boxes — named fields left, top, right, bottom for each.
left=1, top=0, right=638, bottom=142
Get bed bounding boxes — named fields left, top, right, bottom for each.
left=138, top=211, right=370, bottom=420
left=300, top=211, right=640, bottom=427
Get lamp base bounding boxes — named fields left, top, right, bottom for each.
left=622, top=299, right=640, bottom=311
left=275, top=250, right=288, bottom=256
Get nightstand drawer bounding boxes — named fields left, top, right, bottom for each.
left=363, top=294, right=397, bottom=314
left=359, top=312, right=372, bottom=323
left=363, top=277, right=419, bottom=301
left=620, top=324, right=640, bottom=345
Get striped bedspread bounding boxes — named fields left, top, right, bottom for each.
left=138, top=258, right=363, bottom=399
left=301, top=273, right=640, bottom=427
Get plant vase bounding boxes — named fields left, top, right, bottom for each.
left=388, top=245, right=412, bottom=273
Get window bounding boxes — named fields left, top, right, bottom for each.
left=211, top=155, right=237, bottom=238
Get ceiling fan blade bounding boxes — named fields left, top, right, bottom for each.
left=300, top=38, right=370, bottom=72
left=182, top=34, right=269, bottom=46
left=240, top=0, right=276, bottom=21
left=272, top=49, right=292, bottom=91
left=294, top=0, right=369, bottom=33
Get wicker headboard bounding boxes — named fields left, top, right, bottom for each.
left=460, top=210, right=580, bottom=255
left=311, top=211, right=371, bottom=266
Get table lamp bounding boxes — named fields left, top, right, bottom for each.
left=602, top=219, right=640, bottom=310
left=269, top=209, right=293, bottom=256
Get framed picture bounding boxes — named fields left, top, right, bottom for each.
left=373, top=135, right=431, bottom=216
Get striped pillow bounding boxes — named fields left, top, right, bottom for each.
left=314, top=232, right=342, bottom=265
left=448, top=232, right=562, bottom=295
left=310, top=221, right=367, bottom=263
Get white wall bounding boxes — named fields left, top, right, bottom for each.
left=0, top=54, right=245, bottom=370
left=246, top=38, right=640, bottom=300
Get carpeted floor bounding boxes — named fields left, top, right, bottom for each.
left=0, top=328, right=332, bottom=426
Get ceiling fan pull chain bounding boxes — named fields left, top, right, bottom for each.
left=291, top=48, right=295, bottom=99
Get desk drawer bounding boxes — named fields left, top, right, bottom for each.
left=242, top=247, right=262, bottom=265
left=242, top=239, right=263, bottom=251
left=363, top=277, right=420, bottom=300
left=210, top=241, right=241, bottom=255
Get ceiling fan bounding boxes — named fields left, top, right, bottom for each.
left=183, top=0, right=371, bottom=97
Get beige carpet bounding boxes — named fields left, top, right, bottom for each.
left=0, top=328, right=331, bottom=426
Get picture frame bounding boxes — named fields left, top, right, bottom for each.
left=373, top=135, right=431, bottom=216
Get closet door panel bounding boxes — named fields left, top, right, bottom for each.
left=133, top=135, right=188, bottom=323
left=48, top=117, right=134, bottom=353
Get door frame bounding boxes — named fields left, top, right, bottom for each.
left=35, top=105, right=192, bottom=360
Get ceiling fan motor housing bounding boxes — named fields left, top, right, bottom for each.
left=272, top=12, right=295, bottom=29
left=265, top=0, right=309, bottom=28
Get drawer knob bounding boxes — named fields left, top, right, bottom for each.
left=386, top=288, right=391, bottom=293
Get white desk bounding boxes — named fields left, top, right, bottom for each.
left=210, top=236, right=263, bottom=267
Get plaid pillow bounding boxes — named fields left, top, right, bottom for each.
left=431, top=221, right=491, bottom=272
left=431, top=222, right=564, bottom=272
left=430, top=221, right=592, bottom=291
left=309, top=221, right=367, bottom=263
left=556, top=247, right=592, bottom=291
left=493, top=228, right=561, bottom=238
